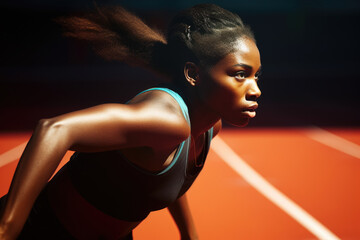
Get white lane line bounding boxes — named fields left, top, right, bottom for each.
left=211, top=137, right=340, bottom=240
left=307, top=126, right=360, bottom=159
left=0, top=142, right=27, bottom=168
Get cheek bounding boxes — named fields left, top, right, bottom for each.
left=199, top=76, right=232, bottom=105
left=198, top=80, right=251, bottom=127
left=199, top=76, right=245, bottom=112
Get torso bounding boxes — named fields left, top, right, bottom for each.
left=46, top=131, right=208, bottom=239
left=63, top=130, right=208, bottom=215
left=45, top=87, right=215, bottom=238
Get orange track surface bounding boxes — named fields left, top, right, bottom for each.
left=0, top=128, right=359, bottom=239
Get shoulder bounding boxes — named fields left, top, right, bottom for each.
left=128, top=88, right=184, bottom=111
left=126, top=89, right=191, bottom=147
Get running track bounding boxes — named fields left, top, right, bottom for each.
left=0, top=128, right=359, bottom=239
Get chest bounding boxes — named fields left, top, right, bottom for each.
left=65, top=132, right=210, bottom=218
left=119, top=133, right=207, bottom=176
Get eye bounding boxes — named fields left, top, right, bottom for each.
left=235, top=71, right=246, bottom=81
left=255, top=70, right=262, bottom=80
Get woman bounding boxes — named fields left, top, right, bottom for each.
left=0, top=3, right=261, bottom=240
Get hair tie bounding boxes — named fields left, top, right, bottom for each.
left=185, top=25, right=191, bottom=40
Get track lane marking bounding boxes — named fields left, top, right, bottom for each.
left=0, top=142, right=27, bottom=168
left=211, top=136, right=340, bottom=240
left=307, top=127, right=360, bottom=159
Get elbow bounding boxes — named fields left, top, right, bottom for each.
left=35, top=118, right=70, bottom=146
left=37, top=118, right=64, bottom=131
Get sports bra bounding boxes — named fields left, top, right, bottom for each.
left=47, top=88, right=213, bottom=238
left=69, top=87, right=213, bottom=220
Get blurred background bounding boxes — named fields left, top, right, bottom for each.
left=1, top=2, right=359, bottom=239
left=1, top=0, right=359, bottom=130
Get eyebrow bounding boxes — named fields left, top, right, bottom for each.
left=233, top=63, right=262, bottom=72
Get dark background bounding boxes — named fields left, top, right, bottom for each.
left=1, top=0, right=359, bottom=130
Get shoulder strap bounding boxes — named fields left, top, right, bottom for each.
left=130, top=87, right=190, bottom=126
left=205, top=127, right=214, bottom=156
left=127, top=87, right=191, bottom=176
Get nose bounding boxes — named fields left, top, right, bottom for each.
left=246, top=81, right=261, bottom=101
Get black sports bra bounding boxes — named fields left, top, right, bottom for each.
left=68, top=88, right=214, bottom=221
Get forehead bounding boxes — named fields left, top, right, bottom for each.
left=212, top=38, right=261, bottom=71
left=230, top=38, right=261, bottom=66
left=205, top=38, right=261, bottom=76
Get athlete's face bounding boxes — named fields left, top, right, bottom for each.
left=198, top=37, right=262, bottom=126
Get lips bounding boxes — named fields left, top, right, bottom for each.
left=242, top=104, right=258, bottom=118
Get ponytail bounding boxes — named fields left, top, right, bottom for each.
left=57, top=6, right=171, bottom=77
left=57, top=4, right=255, bottom=82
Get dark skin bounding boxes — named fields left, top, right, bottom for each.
left=0, top=37, right=261, bottom=240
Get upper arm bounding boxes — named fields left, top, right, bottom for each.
left=45, top=93, right=190, bottom=152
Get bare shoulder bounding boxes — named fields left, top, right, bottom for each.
left=128, top=89, right=184, bottom=112
left=126, top=89, right=191, bottom=147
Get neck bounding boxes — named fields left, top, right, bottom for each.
left=171, top=84, right=220, bottom=139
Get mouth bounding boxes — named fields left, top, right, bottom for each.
left=242, top=104, right=258, bottom=118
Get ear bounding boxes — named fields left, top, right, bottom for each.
left=184, top=62, right=200, bottom=86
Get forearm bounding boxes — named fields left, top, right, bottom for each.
left=168, top=193, right=198, bottom=240
left=0, top=120, right=70, bottom=239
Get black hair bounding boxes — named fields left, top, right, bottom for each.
left=57, top=4, right=254, bottom=82
left=166, top=4, right=255, bottom=79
